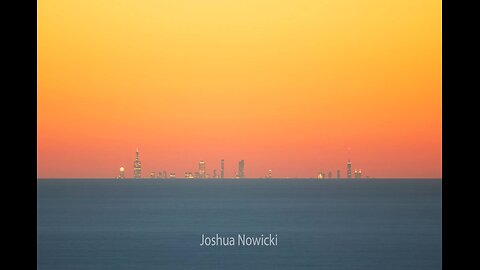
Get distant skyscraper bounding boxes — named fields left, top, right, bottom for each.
left=213, top=169, right=217, bottom=178
left=267, top=169, right=272, bottom=179
left=238, top=160, right=245, bottom=178
left=133, top=147, right=142, bottom=179
left=185, top=172, right=194, bottom=178
left=118, top=167, right=125, bottom=179
left=221, top=159, right=225, bottom=178
left=328, top=171, right=332, bottom=178
left=347, top=160, right=352, bottom=179
left=337, top=169, right=340, bottom=179
left=199, top=160, right=206, bottom=178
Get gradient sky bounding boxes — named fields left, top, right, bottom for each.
left=38, top=0, right=441, bottom=178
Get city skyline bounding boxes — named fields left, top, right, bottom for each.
left=40, top=143, right=439, bottom=179
left=116, top=147, right=372, bottom=179
left=38, top=1, right=441, bottom=179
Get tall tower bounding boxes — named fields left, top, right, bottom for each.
left=221, top=159, right=225, bottom=179
left=133, top=147, right=142, bottom=179
left=238, top=160, right=245, bottom=178
left=347, top=160, right=352, bottom=179
left=199, top=160, right=206, bottom=178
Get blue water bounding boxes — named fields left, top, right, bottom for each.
left=37, top=179, right=441, bottom=270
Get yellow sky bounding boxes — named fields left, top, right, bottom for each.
left=38, top=0, right=441, bottom=178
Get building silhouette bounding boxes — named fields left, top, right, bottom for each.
left=337, top=169, right=340, bottom=179
left=133, top=147, right=142, bottom=179
left=347, top=160, right=352, bottom=179
left=354, top=169, right=362, bottom=179
left=118, top=167, right=125, bottom=179
left=328, top=171, right=332, bottom=178
left=199, top=160, right=206, bottom=178
left=238, top=160, right=245, bottom=178
left=221, top=159, right=225, bottom=178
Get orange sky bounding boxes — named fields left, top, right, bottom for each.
left=38, top=0, right=441, bottom=178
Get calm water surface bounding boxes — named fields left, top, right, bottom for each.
left=37, top=179, right=441, bottom=270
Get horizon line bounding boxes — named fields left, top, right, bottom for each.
left=37, top=177, right=442, bottom=180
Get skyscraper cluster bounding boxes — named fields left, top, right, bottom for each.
left=317, top=160, right=365, bottom=180
left=118, top=148, right=367, bottom=179
left=118, top=148, right=248, bottom=179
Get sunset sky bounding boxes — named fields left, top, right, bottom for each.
left=38, top=0, right=441, bottom=178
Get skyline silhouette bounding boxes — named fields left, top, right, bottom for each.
left=115, top=147, right=370, bottom=179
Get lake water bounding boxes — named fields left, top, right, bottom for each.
left=37, top=179, right=442, bottom=269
